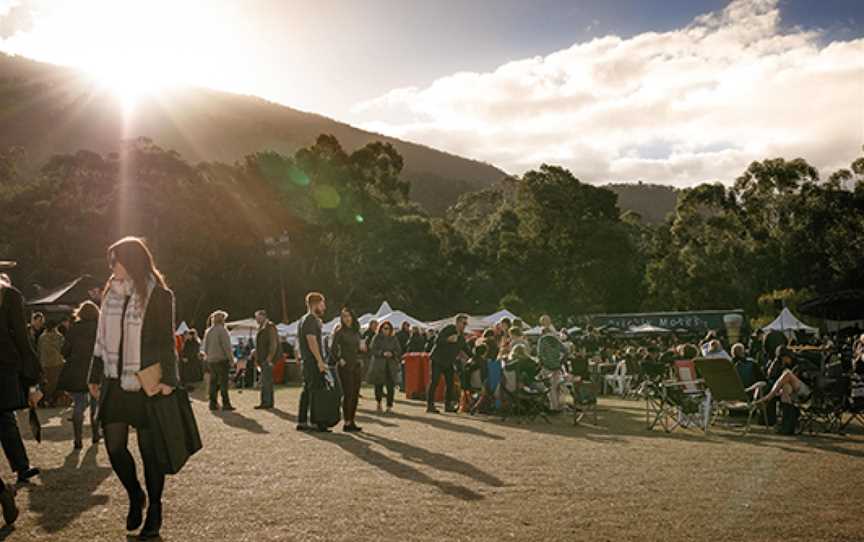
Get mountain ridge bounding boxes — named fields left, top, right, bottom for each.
left=0, top=53, right=506, bottom=215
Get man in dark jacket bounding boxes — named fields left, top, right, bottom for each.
left=0, top=270, right=42, bottom=486
left=396, top=322, right=411, bottom=356
left=253, top=310, right=281, bottom=410
left=427, top=314, right=472, bottom=414
left=407, top=327, right=427, bottom=353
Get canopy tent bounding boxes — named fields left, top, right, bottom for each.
left=26, top=275, right=100, bottom=314
left=482, top=309, right=522, bottom=326
left=175, top=321, right=190, bottom=336
left=426, top=315, right=489, bottom=332
left=798, top=290, right=864, bottom=322
left=374, top=301, right=393, bottom=317
left=276, top=322, right=296, bottom=338
left=372, top=310, right=430, bottom=331
left=628, top=323, right=672, bottom=335
left=762, top=308, right=819, bottom=336
left=226, top=318, right=259, bottom=344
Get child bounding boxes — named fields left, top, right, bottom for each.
left=459, top=343, right=488, bottom=412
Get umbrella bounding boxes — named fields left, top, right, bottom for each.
left=628, top=323, right=672, bottom=335
left=798, top=290, right=864, bottom=321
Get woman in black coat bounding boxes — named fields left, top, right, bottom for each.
left=58, top=300, right=101, bottom=449
left=179, top=330, right=203, bottom=389
left=0, top=270, right=43, bottom=525
left=88, top=237, right=180, bottom=540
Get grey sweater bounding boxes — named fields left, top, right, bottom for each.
left=203, top=324, right=234, bottom=364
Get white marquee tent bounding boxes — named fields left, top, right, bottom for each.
left=762, top=308, right=819, bottom=337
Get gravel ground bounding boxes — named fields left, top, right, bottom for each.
left=5, top=385, right=863, bottom=541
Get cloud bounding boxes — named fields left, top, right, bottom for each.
left=351, top=0, right=864, bottom=186
left=0, top=0, right=35, bottom=39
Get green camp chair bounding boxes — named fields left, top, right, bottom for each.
left=694, top=357, right=767, bottom=434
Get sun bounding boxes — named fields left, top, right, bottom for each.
left=66, top=1, right=190, bottom=111
left=95, top=64, right=171, bottom=113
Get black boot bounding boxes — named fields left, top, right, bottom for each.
left=139, top=502, right=162, bottom=540
left=126, top=486, right=146, bottom=531
left=73, top=420, right=84, bottom=450
left=0, top=485, right=18, bottom=526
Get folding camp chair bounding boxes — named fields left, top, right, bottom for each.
left=798, top=374, right=846, bottom=435
left=638, top=361, right=668, bottom=430
left=642, top=360, right=710, bottom=433
left=563, top=356, right=598, bottom=425
left=499, top=368, right=549, bottom=424
left=840, top=372, right=864, bottom=433
left=694, top=358, right=767, bottom=434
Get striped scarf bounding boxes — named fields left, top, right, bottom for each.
left=94, top=277, right=154, bottom=391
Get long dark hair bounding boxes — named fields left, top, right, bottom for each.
left=339, top=306, right=360, bottom=333
left=105, top=237, right=167, bottom=302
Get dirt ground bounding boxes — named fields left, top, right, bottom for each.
left=5, top=385, right=863, bottom=542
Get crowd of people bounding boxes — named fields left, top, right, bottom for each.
left=1, top=235, right=862, bottom=537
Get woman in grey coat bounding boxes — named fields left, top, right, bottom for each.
left=367, top=321, right=401, bottom=414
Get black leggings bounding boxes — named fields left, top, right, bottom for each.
left=103, top=423, right=164, bottom=505
left=375, top=370, right=395, bottom=407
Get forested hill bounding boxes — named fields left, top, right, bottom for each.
left=0, top=53, right=505, bottom=215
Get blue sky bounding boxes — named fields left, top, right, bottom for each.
left=0, top=0, right=862, bottom=184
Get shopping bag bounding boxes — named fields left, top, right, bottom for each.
left=145, top=388, right=202, bottom=474
left=310, top=371, right=341, bottom=429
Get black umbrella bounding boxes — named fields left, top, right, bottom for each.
left=798, top=290, right=864, bottom=321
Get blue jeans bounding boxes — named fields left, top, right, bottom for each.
left=259, top=361, right=274, bottom=407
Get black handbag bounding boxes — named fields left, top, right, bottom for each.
left=310, top=371, right=341, bottom=429
left=145, top=388, right=203, bottom=474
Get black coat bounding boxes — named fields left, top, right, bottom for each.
left=58, top=319, right=98, bottom=393
left=89, top=285, right=180, bottom=388
left=0, top=286, right=42, bottom=412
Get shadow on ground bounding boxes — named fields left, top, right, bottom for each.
left=26, top=445, right=111, bottom=533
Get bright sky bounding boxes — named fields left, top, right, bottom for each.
left=0, top=0, right=862, bottom=184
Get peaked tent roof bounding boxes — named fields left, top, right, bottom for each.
left=762, top=308, right=818, bottom=333
left=176, top=321, right=190, bottom=335
left=374, top=301, right=393, bottom=317
left=374, top=310, right=430, bottom=331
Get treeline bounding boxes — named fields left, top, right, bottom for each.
left=1, top=137, right=862, bottom=329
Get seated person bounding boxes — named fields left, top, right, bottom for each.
left=505, top=328, right=537, bottom=375
left=461, top=343, right=487, bottom=391
left=731, top=343, right=765, bottom=388
left=760, top=346, right=811, bottom=405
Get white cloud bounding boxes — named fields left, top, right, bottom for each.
left=351, top=0, right=864, bottom=186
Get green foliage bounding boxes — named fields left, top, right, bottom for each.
left=2, top=137, right=862, bottom=331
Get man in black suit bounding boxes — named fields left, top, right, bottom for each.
left=427, top=314, right=472, bottom=414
